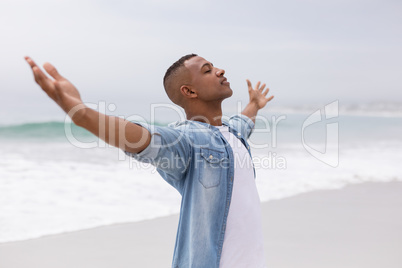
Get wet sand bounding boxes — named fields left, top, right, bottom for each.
left=1, top=182, right=401, bottom=268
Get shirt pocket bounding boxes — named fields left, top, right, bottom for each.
left=198, top=148, right=226, bottom=189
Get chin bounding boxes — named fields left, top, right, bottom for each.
left=221, top=89, right=233, bottom=100
left=226, top=88, right=233, bottom=97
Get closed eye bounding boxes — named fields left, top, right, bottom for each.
left=205, top=70, right=211, bottom=73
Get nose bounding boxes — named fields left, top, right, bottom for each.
left=216, top=68, right=225, bottom=77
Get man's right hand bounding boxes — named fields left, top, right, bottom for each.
left=25, top=56, right=87, bottom=125
left=25, top=56, right=151, bottom=154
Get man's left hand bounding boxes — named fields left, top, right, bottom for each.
left=246, top=79, right=274, bottom=110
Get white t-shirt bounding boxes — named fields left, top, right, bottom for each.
left=217, top=125, right=266, bottom=268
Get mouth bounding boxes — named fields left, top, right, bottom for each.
left=221, top=77, right=230, bottom=85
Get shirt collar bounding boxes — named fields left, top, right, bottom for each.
left=169, top=119, right=230, bottom=129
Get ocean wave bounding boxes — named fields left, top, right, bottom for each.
left=0, top=120, right=165, bottom=140
left=0, top=121, right=91, bottom=140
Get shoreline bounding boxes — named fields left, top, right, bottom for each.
left=1, top=181, right=401, bottom=267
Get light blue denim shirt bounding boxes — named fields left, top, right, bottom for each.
left=125, top=114, right=255, bottom=268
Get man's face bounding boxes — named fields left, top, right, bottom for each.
left=184, top=56, right=233, bottom=102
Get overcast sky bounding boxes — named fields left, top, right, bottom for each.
left=0, top=0, right=401, bottom=123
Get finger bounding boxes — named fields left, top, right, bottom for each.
left=32, top=66, right=49, bottom=86
left=259, top=83, right=266, bottom=92
left=31, top=66, right=42, bottom=83
left=43, top=62, right=65, bottom=81
left=25, top=56, right=38, bottom=69
left=255, top=81, right=261, bottom=90
left=25, top=57, right=49, bottom=82
left=246, top=79, right=252, bottom=90
left=25, top=57, right=58, bottom=100
left=267, top=95, right=274, bottom=102
left=38, top=72, right=56, bottom=92
left=262, top=87, right=270, bottom=96
left=32, top=66, right=57, bottom=97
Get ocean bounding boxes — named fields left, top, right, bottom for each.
left=1, top=103, right=401, bottom=243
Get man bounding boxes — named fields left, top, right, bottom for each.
left=25, top=54, right=274, bottom=268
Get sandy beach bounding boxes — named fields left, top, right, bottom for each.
left=1, top=181, right=401, bottom=268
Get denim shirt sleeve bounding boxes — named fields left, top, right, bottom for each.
left=228, top=114, right=255, bottom=139
left=124, top=122, right=192, bottom=181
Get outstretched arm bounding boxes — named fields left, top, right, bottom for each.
left=25, top=57, right=151, bottom=153
left=241, top=79, right=274, bottom=124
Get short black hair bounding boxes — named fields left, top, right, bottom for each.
left=163, top=53, right=198, bottom=89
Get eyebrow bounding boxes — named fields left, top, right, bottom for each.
left=201, top=62, right=214, bottom=70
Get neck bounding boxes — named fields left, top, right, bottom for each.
left=184, top=101, right=223, bottom=126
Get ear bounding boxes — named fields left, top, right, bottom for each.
left=180, top=85, right=197, bottom=99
